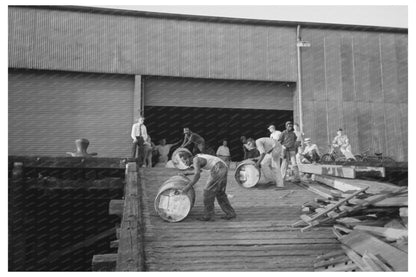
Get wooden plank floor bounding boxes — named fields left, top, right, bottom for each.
left=140, top=168, right=341, bottom=271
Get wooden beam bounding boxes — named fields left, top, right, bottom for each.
left=110, top=240, right=119, bottom=248
left=340, top=230, right=408, bottom=271
left=92, top=254, right=117, bottom=271
left=314, top=175, right=400, bottom=194
left=9, top=156, right=127, bottom=169
left=353, top=226, right=408, bottom=241
left=298, top=164, right=356, bottom=178
left=49, top=228, right=116, bottom=261
left=341, top=245, right=373, bottom=271
left=116, top=162, right=144, bottom=271
left=109, top=199, right=124, bottom=216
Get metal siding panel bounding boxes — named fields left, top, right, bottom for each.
left=9, top=7, right=297, bottom=82
left=395, top=34, right=408, bottom=104
left=325, top=31, right=342, bottom=102
left=313, top=101, right=329, bottom=151
left=144, top=77, right=293, bottom=110
left=342, top=102, right=359, bottom=154
left=8, top=71, right=134, bottom=157
left=356, top=102, right=373, bottom=153
left=371, top=102, right=386, bottom=155
left=368, top=33, right=384, bottom=103
left=300, top=30, right=316, bottom=101
left=310, top=30, right=326, bottom=102
left=399, top=103, right=408, bottom=161
left=340, top=33, right=355, bottom=102
left=302, top=101, right=315, bottom=144
left=380, top=33, right=399, bottom=104
left=353, top=32, right=370, bottom=102
left=383, top=103, right=403, bottom=160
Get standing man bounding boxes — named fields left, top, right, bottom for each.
left=179, top=152, right=236, bottom=221
left=255, top=137, right=284, bottom=188
left=180, top=128, right=206, bottom=155
left=216, top=139, right=231, bottom=167
left=268, top=124, right=282, bottom=141
left=131, top=116, right=148, bottom=166
left=154, top=138, right=175, bottom=166
left=278, top=121, right=300, bottom=183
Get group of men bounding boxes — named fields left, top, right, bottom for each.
left=130, top=116, right=354, bottom=222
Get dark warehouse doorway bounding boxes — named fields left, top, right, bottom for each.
left=144, top=106, right=293, bottom=161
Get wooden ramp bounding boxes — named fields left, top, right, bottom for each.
left=140, top=168, right=341, bottom=271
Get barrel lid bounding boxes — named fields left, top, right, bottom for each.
left=155, top=188, right=192, bottom=222
left=235, top=161, right=260, bottom=188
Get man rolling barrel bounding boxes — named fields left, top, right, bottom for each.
left=179, top=152, right=236, bottom=221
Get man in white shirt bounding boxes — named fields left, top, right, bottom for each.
left=255, top=137, right=284, bottom=188
left=297, top=138, right=321, bottom=164
left=131, top=116, right=148, bottom=165
left=268, top=125, right=282, bottom=141
left=216, top=139, right=231, bottom=166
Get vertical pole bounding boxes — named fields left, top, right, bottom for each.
left=296, top=25, right=304, bottom=133
left=133, top=75, right=142, bottom=119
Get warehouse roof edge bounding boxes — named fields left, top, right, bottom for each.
left=10, top=5, right=408, bottom=34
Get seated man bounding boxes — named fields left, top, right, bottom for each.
left=298, top=138, right=321, bottom=164
left=179, top=152, right=236, bottom=221
left=332, top=128, right=355, bottom=160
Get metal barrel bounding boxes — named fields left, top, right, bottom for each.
left=234, top=159, right=271, bottom=188
left=171, top=148, right=193, bottom=170
left=154, top=175, right=196, bottom=222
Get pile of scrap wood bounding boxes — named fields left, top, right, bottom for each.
left=294, top=163, right=408, bottom=272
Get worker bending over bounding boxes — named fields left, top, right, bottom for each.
left=255, top=137, right=284, bottom=188
left=179, top=152, right=236, bottom=221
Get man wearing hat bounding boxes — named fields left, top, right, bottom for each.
left=268, top=124, right=282, bottom=141
left=298, top=138, right=321, bottom=164
left=278, top=121, right=300, bottom=182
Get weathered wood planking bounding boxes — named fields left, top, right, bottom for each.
left=109, top=199, right=124, bottom=216
left=141, top=168, right=341, bottom=271
left=298, top=164, right=356, bottom=178
left=314, top=175, right=399, bottom=194
left=9, top=156, right=127, bottom=169
left=116, top=163, right=144, bottom=271
left=340, top=230, right=407, bottom=271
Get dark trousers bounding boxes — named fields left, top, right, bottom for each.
left=304, top=150, right=320, bottom=163
left=203, top=163, right=236, bottom=219
left=131, top=136, right=145, bottom=164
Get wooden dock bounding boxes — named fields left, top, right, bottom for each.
left=138, top=167, right=341, bottom=271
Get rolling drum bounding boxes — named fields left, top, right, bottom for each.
left=154, top=175, right=196, bottom=222
left=171, top=148, right=193, bottom=170
left=234, top=159, right=271, bottom=188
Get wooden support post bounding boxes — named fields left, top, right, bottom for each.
left=116, top=162, right=144, bottom=271
left=92, top=254, right=117, bottom=271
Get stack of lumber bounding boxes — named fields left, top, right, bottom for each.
left=295, top=163, right=408, bottom=271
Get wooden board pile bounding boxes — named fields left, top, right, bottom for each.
left=294, top=163, right=408, bottom=272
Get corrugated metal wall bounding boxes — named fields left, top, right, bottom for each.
left=8, top=70, right=134, bottom=157
left=300, top=29, right=408, bottom=161
left=144, top=77, right=294, bottom=110
left=8, top=7, right=297, bottom=82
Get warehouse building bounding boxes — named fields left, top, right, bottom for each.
left=8, top=6, right=408, bottom=161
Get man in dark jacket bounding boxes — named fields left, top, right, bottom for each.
left=278, top=121, right=300, bottom=183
